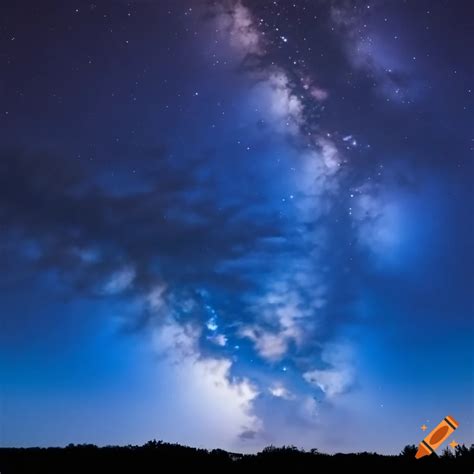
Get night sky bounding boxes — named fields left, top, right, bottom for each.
left=1, top=0, right=473, bottom=454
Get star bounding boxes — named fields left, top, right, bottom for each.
left=449, top=440, right=458, bottom=449
left=421, top=424, right=427, bottom=431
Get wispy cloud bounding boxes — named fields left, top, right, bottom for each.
left=269, top=383, right=295, bottom=400
left=102, top=266, right=136, bottom=295
left=303, top=344, right=354, bottom=399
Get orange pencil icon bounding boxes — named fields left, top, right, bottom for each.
left=415, top=415, right=459, bottom=459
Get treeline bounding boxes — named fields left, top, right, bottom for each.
left=1, top=440, right=473, bottom=473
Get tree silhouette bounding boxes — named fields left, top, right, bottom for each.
left=1, top=441, right=473, bottom=473
left=440, top=447, right=454, bottom=458
left=400, top=444, right=417, bottom=457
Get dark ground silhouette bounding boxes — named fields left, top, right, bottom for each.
left=0, top=441, right=474, bottom=474
left=1, top=441, right=473, bottom=473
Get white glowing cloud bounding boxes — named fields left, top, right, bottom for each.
left=240, top=326, right=289, bottom=361
left=303, top=344, right=354, bottom=399
left=209, top=333, right=227, bottom=347
left=146, top=284, right=167, bottom=313
left=152, top=318, right=200, bottom=361
left=206, top=317, right=218, bottom=331
left=267, top=71, right=303, bottom=124
left=179, top=356, right=261, bottom=448
left=250, top=70, right=303, bottom=135
left=102, top=266, right=135, bottom=294
left=269, top=383, right=294, bottom=400
left=216, top=0, right=263, bottom=55
left=147, top=288, right=261, bottom=445
left=241, top=289, right=303, bottom=361
left=303, top=367, right=352, bottom=398
left=240, top=268, right=327, bottom=361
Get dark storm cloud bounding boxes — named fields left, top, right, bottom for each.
left=238, top=429, right=256, bottom=440
left=0, top=146, right=283, bottom=292
left=0, top=139, right=352, bottom=347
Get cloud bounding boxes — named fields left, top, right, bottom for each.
left=142, top=285, right=261, bottom=445
left=240, top=282, right=309, bottom=361
left=238, top=265, right=328, bottom=363
left=254, top=70, right=304, bottom=135
left=152, top=318, right=200, bottom=362
left=208, top=333, right=227, bottom=347
left=215, top=0, right=263, bottom=56
left=239, top=429, right=257, bottom=440
left=303, top=344, right=354, bottom=399
left=303, top=368, right=351, bottom=398
left=101, top=266, right=135, bottom=295
left=240, top=326, right=289, bottom=361
left=166, top=353, right=262, bottom=449
left=146, top=284, right=167, bottom=313
left=269, top=383, right=294, bottom=400
left=206, top=317, right=218, bottom=331
left=150, top=308, right=261, bottom=446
